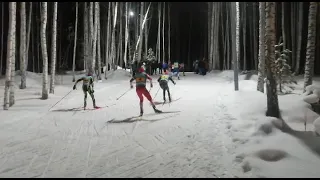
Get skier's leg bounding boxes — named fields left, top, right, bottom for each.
left=163, top=88, right=166, bottom=101
left=167, top=87, right=172, bottom=102
left=89, top=90, right=96, bottom=108
left=83, top=86, right=88, bottom=109
left=142, top=87, right=160, bottom=113
left=136, top=87, right=144, bottom=115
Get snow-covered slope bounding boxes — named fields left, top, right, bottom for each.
left=0, top=71, right=319, bottom=178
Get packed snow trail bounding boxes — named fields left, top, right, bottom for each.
left=0, top=72, right=246, bottom=178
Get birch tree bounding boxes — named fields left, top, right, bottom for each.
left=4, top=2, right=16, bottom=109
left=124, top=2, right=129, bottom=67
left=90, top=2, right=98, bottom=75
left=157, top=2, right=161, bottom=63
left=110, top=2, right=118, bottom=70
left=132, top=3, right=152, bottom=63
left=231, top=2, right=239, bottom=91
left=41, top=2, right=49, bottom=99
left=72, top=2, right=78, bottom=82
left=49, top=2, right=57, bottom=94
left=265, top=2, right=280, bottom=118
left=20, top=2, right=27, bottom=89
left=24, top=2, right=32, bottom=86
left=168, top=3, right=171, bottom=64
left=83, top=2, right=88, bottom=71
left=295, top=2, right=303, bottom=74
left=97, top=2, right=102, bottom=80
left=0, top=3, right=3, bottom=76
left=162, top=2, right=165, bottom=63
left=257, top=2, right=266, bottom=93
left=137, top=2, right=144, bottom=62
left=105, top=2, right=111, bottom=78
left=303, top=2, right=318, bottom=92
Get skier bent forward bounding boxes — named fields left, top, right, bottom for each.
left=130, top=67, right=161, bottom=116
left=73, top=73, right=97, bottom=110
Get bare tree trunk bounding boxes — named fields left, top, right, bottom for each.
left=281, top=2, right=286, bottom=51
left=132, top=3, right=152, bottom=63
left=231, top=2, right=239, bottom=91
left=4, top=2, right=16, bottom=109
left=111, top=2, right=118, bottom=70
left=242, top=3, right=247, bottom=71
left=83, top=2, right=88, bottom=71
left=265, top=2, right=280, bottom=118
left=20, top=2, right=27, bottom=89
left=25, top=2, right=32, bottom=75
left=97, top=2, right=102, bottom=80
left=295, top=2, right=303, bottom=74
left=144, top=4, right=151, bottom=59
left=162, top=2, right=165, bottom=63
left=253, top=3, right=258, bottom=70
left=119, top=3, right=123, bottom=68
left=291, top=3, right=296, bottom=71
left=0, top=2, right=3, bottom=76
left=209, top=3, right=214, bottom=70
left=105, top=2, right=111, bottom=78
left=257, top=2, right=266, bottom=93
left=72, top=2, right=78, bottom=82
left=88, top=2, right=94, bottom=73
left=124, top=2, right=129, bottom=67
left=41, top=2, right=49, bottom=99
left=207, top=2, right=211, bottom=62
left=49, top=2, right=57, bottom=94
left=157, top=2, right=161, bottom=63
left=89, top=2, right=98, bottom=75
left=303, top=2, right=318, bottom=92
left=168, top=3, right=171, bottom=64
left=137, top=2, right=144, bottom=62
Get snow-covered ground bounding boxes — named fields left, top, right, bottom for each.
left=0, top=70, right=320, bottom=178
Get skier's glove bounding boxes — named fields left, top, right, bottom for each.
left=73, top=85, right=76, bottom=90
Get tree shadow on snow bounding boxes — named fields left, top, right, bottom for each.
left=51, top=108, right=83, bottom=112
left=276, top=119, right=320, bottom=158
left=16, top=97, right=42, bottom=101
left=107, top=117, right=167, bottom=124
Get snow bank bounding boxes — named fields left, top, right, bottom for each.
left=105, top=69, right=132, bottom=81
left=225, top=81, right=320, bottom=178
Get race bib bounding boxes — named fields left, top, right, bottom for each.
left=136, top=77, right=146, bottom=83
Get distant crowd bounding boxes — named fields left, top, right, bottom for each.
left=130, top=58, right=209, bottom=77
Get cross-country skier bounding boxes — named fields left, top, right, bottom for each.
left=157, top=71, right=176, bottom=102
left=73, top=73, right=97, bottom=110
left=130, top=67, right=162, bottom=116
left=172, top=61, right=180, bottom=80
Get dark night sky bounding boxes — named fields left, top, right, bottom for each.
left=149, top=2, right=208, bottom=65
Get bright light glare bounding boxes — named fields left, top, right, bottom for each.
left=129, top=11, right=134, bottom=16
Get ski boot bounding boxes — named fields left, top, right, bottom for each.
left=169, top=97, right=172, bottom=103
left=93, top=99, right=98, bottom=109
left=152, top=105, right=162, bottom=113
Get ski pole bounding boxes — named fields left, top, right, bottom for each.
left=116, top=88, right=131, bottom=100
left=153, top=86, right=160, bottom=99
left=48, top=90, right=73, bottom=111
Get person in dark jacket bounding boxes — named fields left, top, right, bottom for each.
left=158, top=62, right=163, bottom=74
left=198, top=59, right=205, bottom=76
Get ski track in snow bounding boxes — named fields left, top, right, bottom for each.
left=0, top=73, right=245, bottom=178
